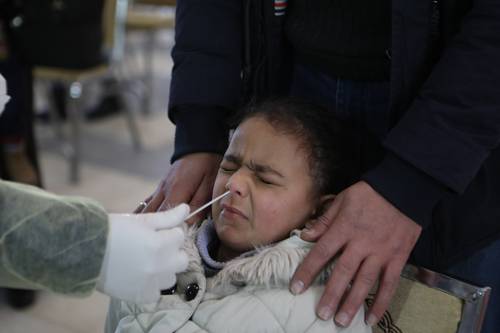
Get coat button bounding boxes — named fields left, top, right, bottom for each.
left=184, top=283, right=199, bottom=301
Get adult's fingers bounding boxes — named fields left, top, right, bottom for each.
left=184, top=175, right=215, bottom=225
left=366, top=261, right=403, bottom=326
left=157, top=172, right=203, bottom=214
left=334, top=256, right=381, bottom=327
left=301, top=215, right=333, bottom=242
left=157, top=227, right=185, bottom=252
left=157, top=250, right=189, bottom=291
left=166, top=250, right=189, bottom=274
left=314, top=246, right=363, bottom=321
left=158, top=172, right=200, bottom=211
left=157, top=153, right=222, bottom=213
left=141, top=156, right=199, bottom=213
left=293, top=181, right=421, bottom=328
left=142, top=204, right=190, bottom=230
left=143, top=190, right=166, bottom=213
left=301, top=195, right=341, bottom=242
left=290, top=231, right=345, bottom=296
left=291, top=198, right=343, bottom=294
left=133, top=195, right=153, bottom=214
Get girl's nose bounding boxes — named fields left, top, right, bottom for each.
left=225, top=172, right=248, bottom=197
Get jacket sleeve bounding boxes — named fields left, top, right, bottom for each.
left=168, top=0, right=243, bottom=161
left=363, top=0, right=500, bottom=228
left=0, top=180, right=108, bottom=296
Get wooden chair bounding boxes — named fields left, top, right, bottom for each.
left=35, top=0, right=142, bottom=183
left=125, top=0, right=175, bottom=114
left=370, top=264, right=490, bottom=333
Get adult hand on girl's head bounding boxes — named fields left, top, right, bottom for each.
left=290, top=181, right=422, bottom=328
left=136, top=153, right=222, bottom=225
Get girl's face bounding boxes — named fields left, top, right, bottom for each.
left=212, top=117, right=318, bottom=257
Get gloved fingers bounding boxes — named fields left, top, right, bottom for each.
left=142, top=204, right=190, bottom=230
left=158, top=226, right=185, bottom=250
left=157, top=251, right=189, bottom=290
left=136, top=276, right=161, bottom=304
left=157, top=273, right=177, bottom=292
left=170, top=250, right=189, bottom=273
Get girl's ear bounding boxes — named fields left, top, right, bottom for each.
left=312, top=194, right=336, bottom=218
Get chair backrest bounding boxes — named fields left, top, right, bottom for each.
left=370, top=265, right=490, bottom=333
left=133, top=0, right=176, bottom=5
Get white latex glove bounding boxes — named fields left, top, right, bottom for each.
left=0, top=74, right=10, bottom=117
left=97, top=204, right=190, bottom=304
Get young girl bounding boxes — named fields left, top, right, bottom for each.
left=105, top=99, right=371, bottom=333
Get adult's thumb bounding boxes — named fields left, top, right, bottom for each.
left=301, top=199, right=340, bottom=241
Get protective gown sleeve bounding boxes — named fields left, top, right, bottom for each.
left=0, top=180, right=108, bottom=296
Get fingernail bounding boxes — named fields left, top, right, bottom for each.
left=318, top=307, right=333, bottom=321
left=290, top=280, right=304, bottom=295
left=366, top=314, right=378, bottom=326
left=302, top=227, right=312, bottom=234
left=300, top=229, right=314, bottom=239
left=335, top=312, right=349, bottom=327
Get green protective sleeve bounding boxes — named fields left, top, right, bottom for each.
left=0, top=180, right=109, bottom=296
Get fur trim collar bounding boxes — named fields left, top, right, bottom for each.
left=182, top=224, right=333, bottom=292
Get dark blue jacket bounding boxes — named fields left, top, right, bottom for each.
left=168, top=0, right=500, bottom=269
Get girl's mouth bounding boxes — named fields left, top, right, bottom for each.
left=221, top=204, right=248, bottom=220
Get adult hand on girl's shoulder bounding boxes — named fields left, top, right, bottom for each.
left=290, top=181, right=422, bottom=328
left=136, top=153, right=222, bottom=224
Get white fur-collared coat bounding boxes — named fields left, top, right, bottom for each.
left=105, top=226, right=372, bottom=333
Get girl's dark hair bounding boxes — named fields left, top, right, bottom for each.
left=231, top=98, right=359, bottom=195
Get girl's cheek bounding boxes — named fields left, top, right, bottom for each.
left=256, top=197, right=280, bottom=220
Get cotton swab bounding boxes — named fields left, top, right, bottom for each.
left=185, top=190, right=230, bottom=221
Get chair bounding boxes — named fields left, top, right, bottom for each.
left=35, top=0, right=142, bottom=183
left=369, top=264, right=490, bottom=333
left=125, top=0, right=175, bottom=114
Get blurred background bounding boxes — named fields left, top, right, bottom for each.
left=0, top=0, right=177, bottom=332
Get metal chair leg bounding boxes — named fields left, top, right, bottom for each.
left=46, top=82, right=65, bottom=142
left=112, top=65, right=143, bottom=152
left=122, top=85, right=143, bottom=152
left=143, top=31, right=156, bottom=115
left=66, top=81, right=83, bottom=183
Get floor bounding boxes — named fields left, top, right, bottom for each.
left=0, top=25, right=177, bottom=333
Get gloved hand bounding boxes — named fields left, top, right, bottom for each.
left=0, top=74, right=11, bottom=116
left=97, top=204, right=190, bottom=304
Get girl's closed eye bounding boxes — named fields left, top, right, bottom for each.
left=255, top=173, right=277, bottom=185
left=255, top=172, right=282, bottom=186
left=257, top=175, right=274, bottom=185
left=220, top=163, right=238, bottom=173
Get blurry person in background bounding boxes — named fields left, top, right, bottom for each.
left=0, top=58, right=38, bottom=186
left=1, top=1, right=42, bottom=308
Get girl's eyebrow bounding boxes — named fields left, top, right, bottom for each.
left=224, top=154, right=284, bottom=178
left=250, top=162, right=284, bottom=178
left=224, top=154, right=241, bottom=164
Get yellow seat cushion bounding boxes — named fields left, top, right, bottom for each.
left=126, top=10, right=174, bottom=30
left=370, top=277, right=463, bottom=333
left=34, top=65, right=108, bottom=82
